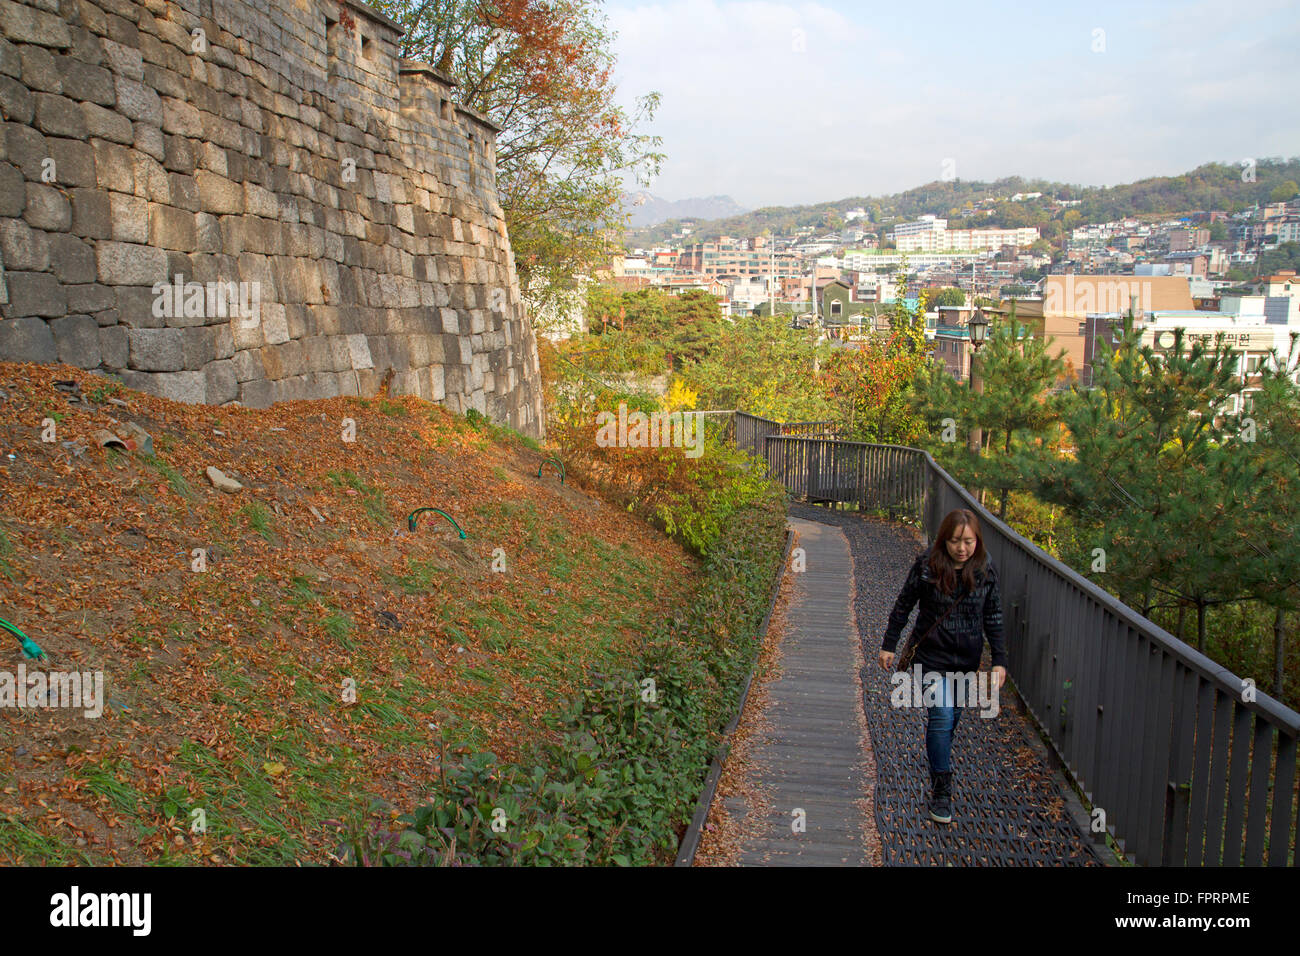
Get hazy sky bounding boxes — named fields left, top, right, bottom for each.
left=603, top=0, right=1300, bottom=209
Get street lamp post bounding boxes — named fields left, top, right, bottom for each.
left=966, top=307, right=989, bottom=459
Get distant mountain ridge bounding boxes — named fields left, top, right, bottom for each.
left=622, top=192, right=748, bottom=228
left=624, top=159, right=1300, bottom=245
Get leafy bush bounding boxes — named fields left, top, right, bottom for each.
left=462, top=406, right=544, bottom=452
left=354, top=490, right=787, bottom=866
left=651, top=444, right=784, bottom=554
left=548, top=381, right=785, bottom=555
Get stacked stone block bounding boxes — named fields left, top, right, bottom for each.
left=0, top=0, right=545, bottom=437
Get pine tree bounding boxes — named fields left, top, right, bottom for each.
left=968, top=303, right=1069, bottom=519
left=1224, top=338, right=1300, bottom=697
left=908, top=303, right=1067, bottom=519
left=906, top=344, right=977, bottom=479
left=1027, top=312, right=1256, bottom=648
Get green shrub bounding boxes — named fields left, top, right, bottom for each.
left=355, top=491, right=786, bottom=866
left=551, top=385, right=786, bottom=555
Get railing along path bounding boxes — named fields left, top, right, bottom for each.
left=702, top=409, right=1299, bottom=866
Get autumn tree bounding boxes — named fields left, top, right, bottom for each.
left=820, top=329, right=928, bottom=445
left=684, top=314, right=832, bottom=422
left=887, top=260, right=927, bottom=354
left=375, top=0, right=663, bottom=313
left=580, top=285, right=722, bottom=373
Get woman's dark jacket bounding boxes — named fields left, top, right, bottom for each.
left=881, top=548, right=1007, bottom=671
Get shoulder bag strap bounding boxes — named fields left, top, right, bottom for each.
left=895, top=582, right=969, bottom=672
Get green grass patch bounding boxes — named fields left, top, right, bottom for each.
left=237, top=502, right=275, bottom=541
left=0, top=524, right=16, bottom=583
left=326, top=469, right=390, bottom=526
left=462, top=407, right=543, bottom=452
left=170, top=729, right=362, bottom=866
left=281, top=578, right=356, bottom=649
left=474, top=499, right=540, bottom=547
left=361, top=487, right=787, bottom=866
left=380, top=558, right=443, bottom=595
left=157, top=652, right=433, bottom=865
left=85, top=380, right=124, bottom=405
left=80, top=759, right=146, bottom=819
left=322, top=611, right=356, bottom=650
left=0, top=814, right=97, bottom=865
left=285, top=574, right=322, bottom=608
left=512, top=430, right=543, bottom=453
left=141, top=454, right=195, bottom=501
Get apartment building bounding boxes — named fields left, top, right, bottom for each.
left=728, top=276, right=778, bottom=314
left=671, top=274, right=729, bottom=295
left=931, top=306, right=977, bottom=380
left=1083, top=312, right=1300, bottom=409
left=855, top=272, right=900, bottom=303
left=998, top=274, right=1196, bottom=385
left=1222, top=271, right=1300, bottom=325
left=619, top=257, right=674, bottom=281
left=1259, top=270, right=1299, bottom=298
left=1169, top=227, right=1210, bottom=252
left=890, top=215, right=1039, bottom=253
left=840, top=250, right=988, bottom=272
left=1274, top=220, right=1300, bottom=244
left=676, top=240, right=801, bottom=278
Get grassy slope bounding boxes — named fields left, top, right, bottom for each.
left=0, top=362, right=700, bottom=865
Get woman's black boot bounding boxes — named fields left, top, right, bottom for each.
left=929, top=771, right=953, bottom=824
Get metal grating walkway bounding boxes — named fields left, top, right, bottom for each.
left=790, top=503, right=1103, bottom=866
left=726, top=505, right=1105, bottom=866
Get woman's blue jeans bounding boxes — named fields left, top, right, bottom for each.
left=922, top=671, right=960, bottom=773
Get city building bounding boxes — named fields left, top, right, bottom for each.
left=997, top=274, right=1196, bottom=385
left=1083, top=312, right=1300, bottom=409
left=889, top=215, right=1039, bottom=253
left=1169, top=228, right=1210, bottom=252
left=676, top=240, right=801, bottom=278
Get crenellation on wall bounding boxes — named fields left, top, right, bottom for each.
left=0, top=0, right=544, bottom=436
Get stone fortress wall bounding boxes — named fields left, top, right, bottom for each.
left=0, top=0, right=545, bottom=437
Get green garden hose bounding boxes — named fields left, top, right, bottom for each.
left=1, top=616, right=46, bottom=660
left=407, top=508, right=467, bottom=539
left=536, top=457, right=565, bottom=484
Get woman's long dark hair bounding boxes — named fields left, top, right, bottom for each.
left=927, top=509, right=987, bottom=595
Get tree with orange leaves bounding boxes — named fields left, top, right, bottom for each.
left=819, top=330, right=928, bottom=446
left=376, top=1, right=663, bottom=312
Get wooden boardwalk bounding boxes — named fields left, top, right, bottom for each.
left=728, top=517, right=874, bottom=865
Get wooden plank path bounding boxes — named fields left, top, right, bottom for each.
left=730, top=517, right=873, bottom=865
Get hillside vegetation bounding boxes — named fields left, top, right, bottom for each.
left=631, top=158, right=1300, bottom=244
left=0, top=363, right=785, bottom=865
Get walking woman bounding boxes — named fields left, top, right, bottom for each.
left=877, top=508, right=1007, bottom=824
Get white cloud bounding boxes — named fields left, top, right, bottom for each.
left=606, top=0, right=1300, bottom=206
